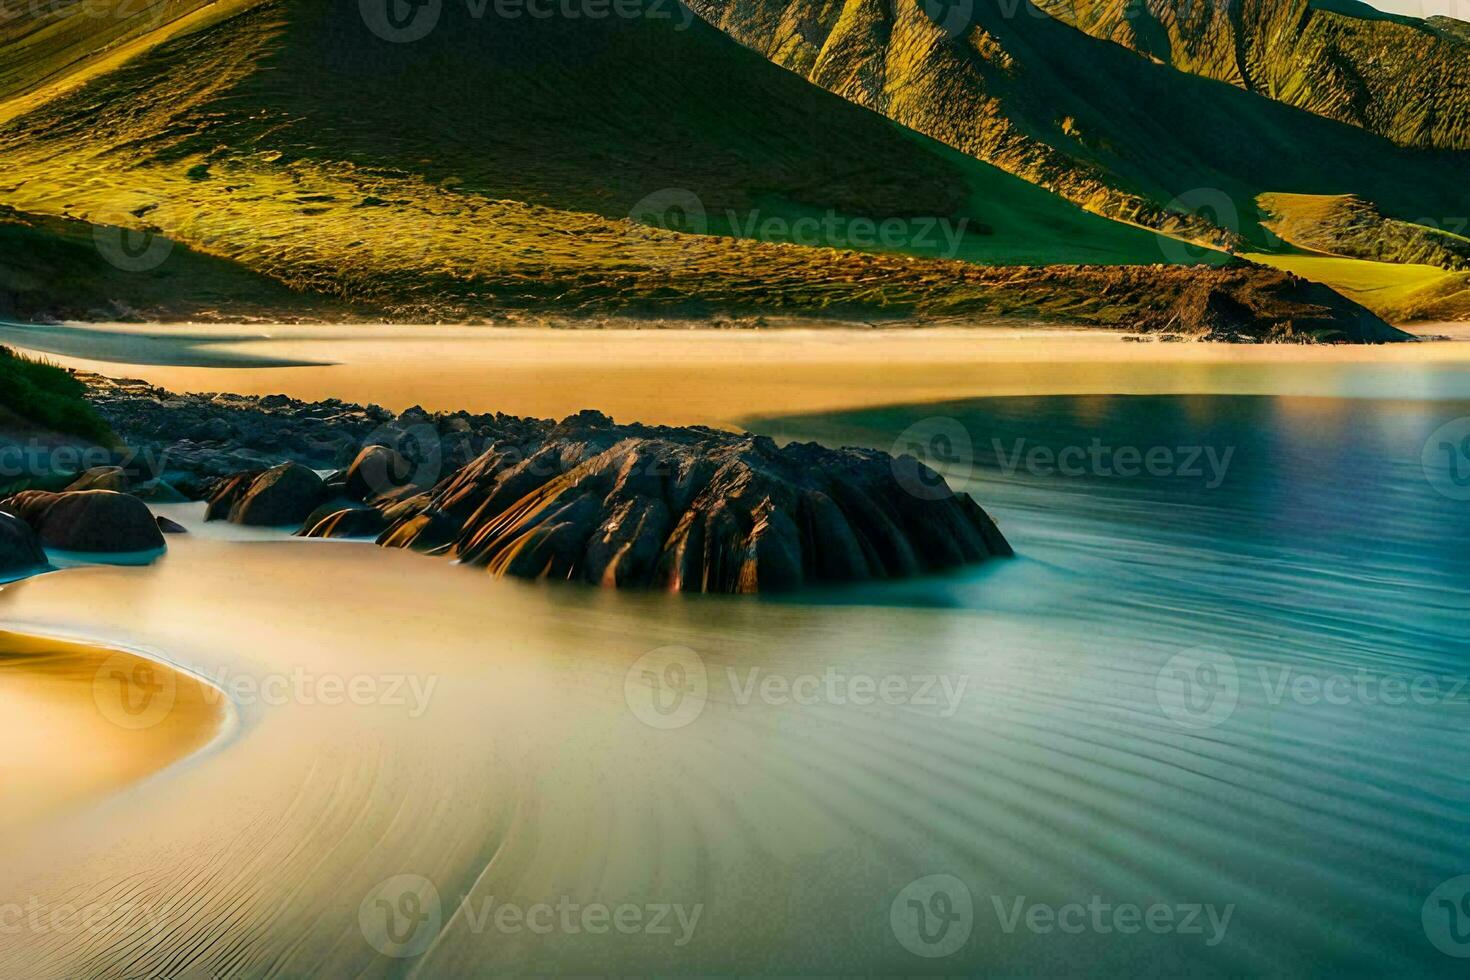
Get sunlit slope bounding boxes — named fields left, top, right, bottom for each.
left=689, top=0, right=1470, bottom=252
left=0, top=0, right=1200, bottom=321
left=1246, top=253, right=1470, bottom=323
left=1034, top=0, right=1470, bottom=150
left=0, top=0, right=256, bottom=123
left=1259, top=193, right=1470, bottom=271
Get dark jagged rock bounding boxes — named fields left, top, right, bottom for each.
left=0, top=512, right=47, bottom=576
left=217, top=462, right=326, bottom=527
left=365, top=411, right=1011, bottom=593
left=0, top=490, right=166, bottom=554
left=156, top=515, right=188, bottom=534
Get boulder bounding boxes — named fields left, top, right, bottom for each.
left=66, top=466, right=128, bottom=493
left=344, top=444, right=414, bottom=502
left=0, top=512, right=46, bottom=576
left=1, top=490, right=166, bottom=553
left=226, top=462, right=326, bottom=526
left=204, top=470, right=261, bottom=520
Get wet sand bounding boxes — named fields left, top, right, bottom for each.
left=0, top=625, right=230, bottom=830
left=2, top=321, right=1468, bottom=427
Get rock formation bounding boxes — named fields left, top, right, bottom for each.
left=1, top=489, right=166, bottom=554
left=255, top=410, right=1010, bottom=593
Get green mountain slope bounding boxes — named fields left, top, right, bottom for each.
left=0, top=0, right=1213, bottom=326
left=1032, top=0, right=1470, bottom=150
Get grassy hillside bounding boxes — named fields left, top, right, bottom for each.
left=0, top=345, right=110, bottom=442
left=0, top=0, right=1211, bottom=327
left=1033, top=0, right=1470, bottom=150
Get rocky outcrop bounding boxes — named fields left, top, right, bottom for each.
left=82, top=379, right=1014, bottom=592
left=239, top=410, right=1010, bottom=593
left=1129, top=265, right=1409, bottom=343
left=1, top=490, right=166, bottom=554
left=0, top=512, right=46, bottom=576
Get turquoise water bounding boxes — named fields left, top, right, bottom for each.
left=3, top=388, right=1469, bottom=977
left=755, top=393, right=1470, bottom=974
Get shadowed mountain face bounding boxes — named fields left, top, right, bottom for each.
left=688, top=0, right=1470, bottom=248
left=1033, top=0, right=1470, bottom=151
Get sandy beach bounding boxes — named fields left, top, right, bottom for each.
left=2, top=321, right=1468, bottom=428
left=0, top=626, right=230, bottom=830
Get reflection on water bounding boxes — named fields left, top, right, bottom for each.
left=0, top=390, right=1467, bottom=975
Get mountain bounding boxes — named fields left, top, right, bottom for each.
left=688, top=0, right=1470, bottom=319
left=1032, top=0, right=1470, bottom=150
left=0, top=0, right=1239, bottom=326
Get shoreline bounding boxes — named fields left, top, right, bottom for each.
left=0, top=623, right=234, bottom=830
left=2, top=322, right=1466, bottom=431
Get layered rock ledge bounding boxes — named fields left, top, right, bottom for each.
left=80, top=377, right=1011, bottom=593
